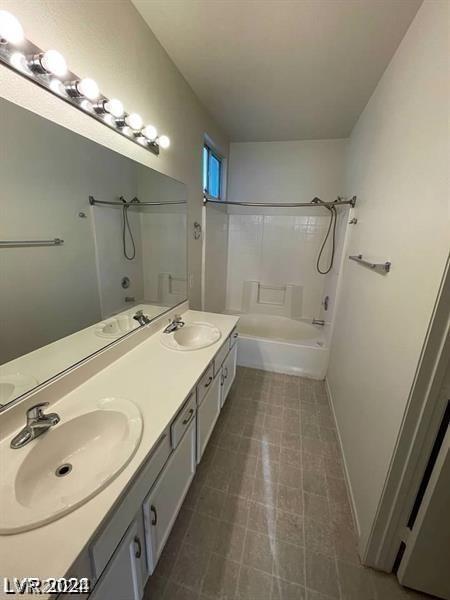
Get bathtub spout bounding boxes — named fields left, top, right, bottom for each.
left=312, top=318, right=325, bottom=326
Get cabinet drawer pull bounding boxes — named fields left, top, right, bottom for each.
left=233, top=332, right=238, bottom=338
left=134, top=535, right=142, bottom=559
left=150, top=505, right=157, bottom=526
left=182, top=408, right=195, bottom=425
left=204, top=375, right=213, bottom=388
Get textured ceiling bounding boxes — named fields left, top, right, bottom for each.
left=133, top=0, right=422, bottom=141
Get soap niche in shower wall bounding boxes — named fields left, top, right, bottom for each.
left=242, top=280, right=303, bottom=318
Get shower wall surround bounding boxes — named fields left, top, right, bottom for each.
left=225, top=140, right=348, bottom=319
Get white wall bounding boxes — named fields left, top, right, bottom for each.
left=327, top=0, right=450, bottom=555
left=0, top=0, right=228, bottom=309
left=225, top=140, right=347, bottom=317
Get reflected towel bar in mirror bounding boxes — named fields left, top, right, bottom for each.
left=0, top=238, right=64, bottom=248
left=349, top=254, right=391, bottom=273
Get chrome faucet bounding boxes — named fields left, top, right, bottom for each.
left=312, top=318, right=325, bottom=326
left=10, top=403, right=60, bottom=449
left=163, top=314, right=185, bottom=334
left=133, top=310, right=151, bottom=326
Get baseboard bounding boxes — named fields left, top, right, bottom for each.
left=325, top=376, right=361, bottom=539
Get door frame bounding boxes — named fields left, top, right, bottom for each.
left=363, top=254, right=450, bottom=570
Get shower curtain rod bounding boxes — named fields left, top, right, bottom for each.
left=203, top=196, right=356, bottom=208
left=89, top=195, right=187, bottom=207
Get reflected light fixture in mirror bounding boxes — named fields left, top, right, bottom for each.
left=0, top=10, right=171, bottom=156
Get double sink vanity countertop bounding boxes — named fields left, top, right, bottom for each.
left=0, top=309, right=239, bottom=592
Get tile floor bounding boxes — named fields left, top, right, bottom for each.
left=144, top=367, right=433, bottom=600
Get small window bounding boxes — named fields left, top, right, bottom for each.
left=203, top=144, right=222, bottom=199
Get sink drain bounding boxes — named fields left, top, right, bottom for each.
left=55, top=463, right=72, bottom=477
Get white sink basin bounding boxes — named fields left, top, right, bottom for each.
left=0, top=397, right=142, bottom=534
left=95, top=315, right=138, bottom=339
left=161, top=321, right=221, bottom=351
left=0, top=372, right=38, bottom=406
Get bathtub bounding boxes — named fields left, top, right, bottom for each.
left=232, top=313, right=329, bottom=379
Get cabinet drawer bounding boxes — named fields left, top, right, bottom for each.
left=90, top=431, right=171, bottom=580
left=171, top=392, right=196, bottom=449
left=214, top=340, right=230, bottom=376
left=230, top=327, right=239, bottom=349
left=197, top=373, right=221, bottom=462
left=197, top=362, right=214, bottom=406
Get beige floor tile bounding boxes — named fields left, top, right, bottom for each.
left=242, top=529, right=274, bottom=574
left=247, top=501, right=277, bottom=536
left=221, top=493, right=250, bottom=526
left=184, top=513, right=219, bottom=550
left=303, top=469, right=328, bottom=497
left=304, top=517, right=335, bottom=558
left=273, top=540, right=306, bottom=585
left=337, top=560, right=376, bottom=600
left=236, top=565, right=273, bottom=600
left=253, top=476, right=279, bottom=506
left=304, top=493, right=330, bottom=523
left=213, top=520, right=246, bottom=562
left=171, top=543, right=211, bottom=592
left=201, top=554, right=240, bottom=600
left=277, top=484, right=304, bottom=515
left=271, top=578, right=307, bottom=600
left=278, top=464, right=303, bottom=489
left=196, top=486, right=227, bottom=519
left=276, top=510, right=305, bottom=546
left=163, top=581, right=199, bottom=600
left=305, top=550, right=340, bottom=599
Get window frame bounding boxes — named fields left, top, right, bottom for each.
left=203, top=143, right=223, bottom=200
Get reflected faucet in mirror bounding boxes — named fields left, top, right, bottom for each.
left=133, top=310, right=151, bottom=326
left=10, top=403, right=60, bottom=449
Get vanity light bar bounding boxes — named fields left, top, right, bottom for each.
left=0, top=10, right=170, bottom=155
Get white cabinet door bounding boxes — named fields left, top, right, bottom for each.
left=143, top=419, right=196, bottom=574
left=89, top=518, right=145, bottom=600
left=220, top=344, right=237, bottom=408
left=197, top=372, right=221, bottom=462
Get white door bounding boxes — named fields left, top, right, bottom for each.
left=397, top=424, right=450, bottom=599
left=220, top=344, right=237, bottom=408
left=89, top=518, right=145, bottom=600
left=143, top=419, right=196, bottom=574
left=197, top=371, right=221, bottom=462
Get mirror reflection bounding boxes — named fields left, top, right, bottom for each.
left=0, top=97, right=187, bottom=408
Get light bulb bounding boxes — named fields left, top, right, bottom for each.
left=76, top=77, right=99, bottom=100
left=49, top=78, right=67, bottom=96
left=10, top=51, right=28, bottom=72
left=40, top=50, right=67, bottom=77
left=0, top=10, right=24, bottom=45
left=125, top=113, right=143, bottom=131
left=158, top=135, right=170, bottom=149
left=104, top=98, right=124, bottom=118
left=142, top=124, right=158, bottom=141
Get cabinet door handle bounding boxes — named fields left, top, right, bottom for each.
left=233, top=332, right=238, bottom=338
left=220, top=373, right=225, bottom=387
left=182, top=408, right=195, bottom=425
left=150, top=505, right=157, bottom=526
left=204, top=375, right=213, bottom=388
left=224, top=367, right=228, bottom=378
left=134, top=535, right=142, bottom=559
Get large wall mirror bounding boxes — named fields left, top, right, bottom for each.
left=0, top=97, right=187, bottom=408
